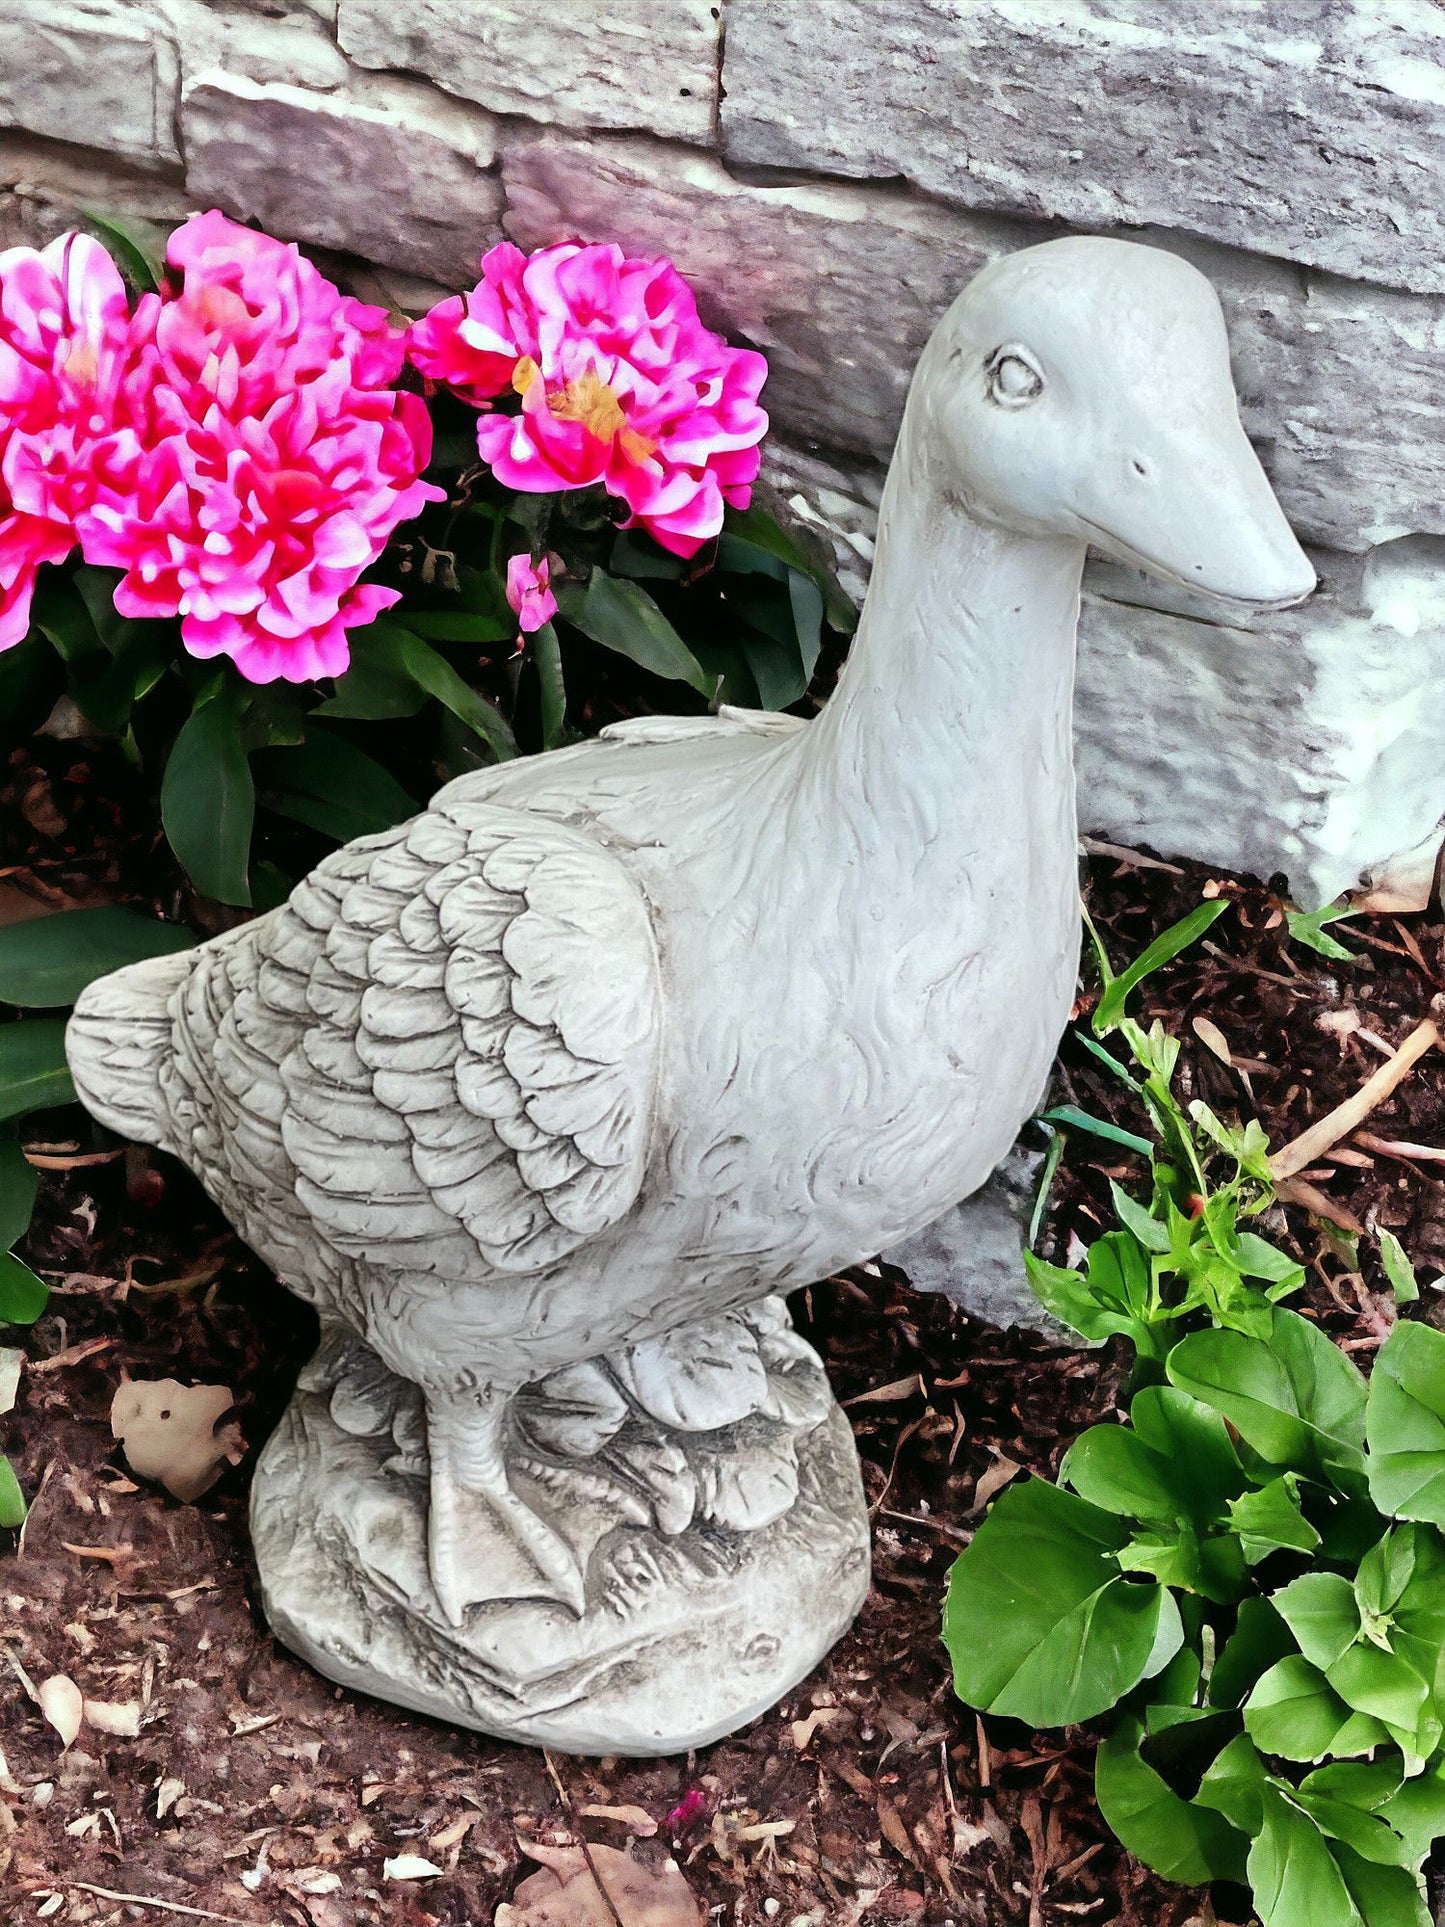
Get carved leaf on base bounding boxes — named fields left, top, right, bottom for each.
left=516, top=1359, right=630, bottom=1458
left=612, top=1315, right=769, bottom=1431
left=696, top=1432, right=801, bottom=1533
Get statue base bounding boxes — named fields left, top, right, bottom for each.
left=249, top=1302, right=870, bottom=1755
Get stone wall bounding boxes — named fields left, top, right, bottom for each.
left=3, top=0, right=1444, bottom=906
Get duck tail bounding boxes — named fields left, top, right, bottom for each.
left=66, top=950, right=193, bottom=1148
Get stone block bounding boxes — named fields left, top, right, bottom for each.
left=764, top=434, right=1445, bottom=909
left=884, top=1138, right=1068, bottom=1339
left=181, top=75, right=503, bottom=287
left=0, top=130, right=189, bottom=254
left=0, top=2, right=178, bottom=164
left=337, top=0, right=719, bottom=143
left=721, top=0, right=1445, bottom=298
left=1075, top=541, right=1445, bottom=908
left=500, top=133, right=1445, bottom=556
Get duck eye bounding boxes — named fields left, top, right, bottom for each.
left=987, top=349, right=1044, bottom=409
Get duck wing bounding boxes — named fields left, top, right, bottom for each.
left=268, top=797, right=663, bottom=1278
left=597, top=706, right=807, bottom=747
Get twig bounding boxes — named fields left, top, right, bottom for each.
left=54, top=1884, right=273, bottom=1926
left=542, top=1749, right=627, bottom=1927
left=1078, top=837, right=1185, bottom=876
left=1270, top=1019, right=1440, bottom=1179
left=1274, top=1178, right=1365, bottom=1237
left=1353, top=1130, right=1445, bottom=1165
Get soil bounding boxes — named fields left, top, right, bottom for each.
left=2, top=739, right=1444, bottom=1927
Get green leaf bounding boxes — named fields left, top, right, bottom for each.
left=1286, top=902, right=1360, bottom=963
left=1063, top=1386, right=1243, bottom=1526
left=1037, top=1105, right=1153, bottom=1156
left=942, top=1478, right=1182, bottom=1725
left=1330, top=1845, right=1431, bottom=1927
left=399, top=611, right=513, bottom=644
left=162, top=690, right=256, bottom=906
left=1209, top=1597, right=1297, bottom=1708
left=1095, top=1716, right=1249, bottom=1885
left=81, top=209, right=168, bottom=292
left=1166, top=1307, right=1368, bottom=1486
left=1248, top=1786, right=1369, bottom=1927
left=1367, top=1321, right=1445, bottom=1524
left=0, top=907, right=194, bottom=1010
left=0, top=1455, right=24, bottom=1529
left=0, top=1249, right=48, bottom=1325
left=556, top=573, right=712, bottom=695
left=257, top=728, right=417, bottom=844
left=0, top=1021, right=76, bottom=1121
left=1228, top=1475, right=1322, bottom=1563
left=1274, top=1571, right=1364, bottom=1670
left=0, top=1140, right=38, bottom=1253
left=1377, top=1232, right=1419, bottom=1307
left=1093, top=899, right=1230, bottom=1033
left=1244, top=1656, right=1389, bottom=1761
left=1108, top=1179, right=1171, bottom=1253
left=1194, top=1731, right=1271, bottom=1834
left=1324, top=1645, right=1434, bottom=1751
left=721, top=503, right=859, bottom=636
left=315, top=657, right=428, bottom=721
left=531, top=621, right=568, bottom=750
left=386, top=624, right=517, bottom=761
left=739, top=625, right=809, bottom=710
left=1377, top=1761, right=1445, bottom=1864
left=1023, top=1250, right=1129, bottom=1345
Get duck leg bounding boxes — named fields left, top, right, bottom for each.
left=424, top=1384, right=587, bottom=1627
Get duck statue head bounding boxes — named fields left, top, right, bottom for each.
left=904, top=236, right=1314, bottom=609
left=64, top=237, right=1314, bottom=1757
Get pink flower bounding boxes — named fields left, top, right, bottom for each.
left=505, top=551, right=557, bottom=634
left=0, top=232, right=133, bottom=649
left=410, top=241, right=768, bottom=557
left=79, top=211, right=443, bottom=683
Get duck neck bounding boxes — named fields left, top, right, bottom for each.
left=794, top=432, right=1087, bottom=887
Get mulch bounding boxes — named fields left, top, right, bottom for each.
left=1, top=737, right=1443, bottom=1926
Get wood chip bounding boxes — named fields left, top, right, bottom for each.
left=0, top=1347, right=21, bottom=1416
left=1270, top=1019, right=1441, bottom=1179
left=84, top=1696, right=142, bottom=1737
left=383, top=1854, right=443, bottom=1880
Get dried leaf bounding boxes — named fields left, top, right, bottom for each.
left=0, top=1347, right=21, bottom=1415
left=497, top=1841, right=704, bottom=1926
left=110, top=1377, right=244, bottom=1502
left=791, top=1706, right=839, bottom=1751
left=1191, top=1015, right=1233, bottom=1065
left=155, top=1776, right=185, bottom=1819
left=578, top=1803, right=658, bottom=1836
left=37, top=1674, right=83, bottom=1750
left=969, top=1454, right=1022, bottom=1515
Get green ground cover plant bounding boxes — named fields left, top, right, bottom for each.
left=945, top=907, right=1445, bottom=1927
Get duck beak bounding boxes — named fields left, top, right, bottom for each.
left=1074, top=406, right=1316, bottom=613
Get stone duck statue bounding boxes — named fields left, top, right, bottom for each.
left=66, top=237, right=1314, bottom=1753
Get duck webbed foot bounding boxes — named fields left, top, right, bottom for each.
left=424, top=1386, right=587, bottom=1626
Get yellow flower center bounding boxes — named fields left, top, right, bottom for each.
left=512, top=357, right=657, bottom=464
